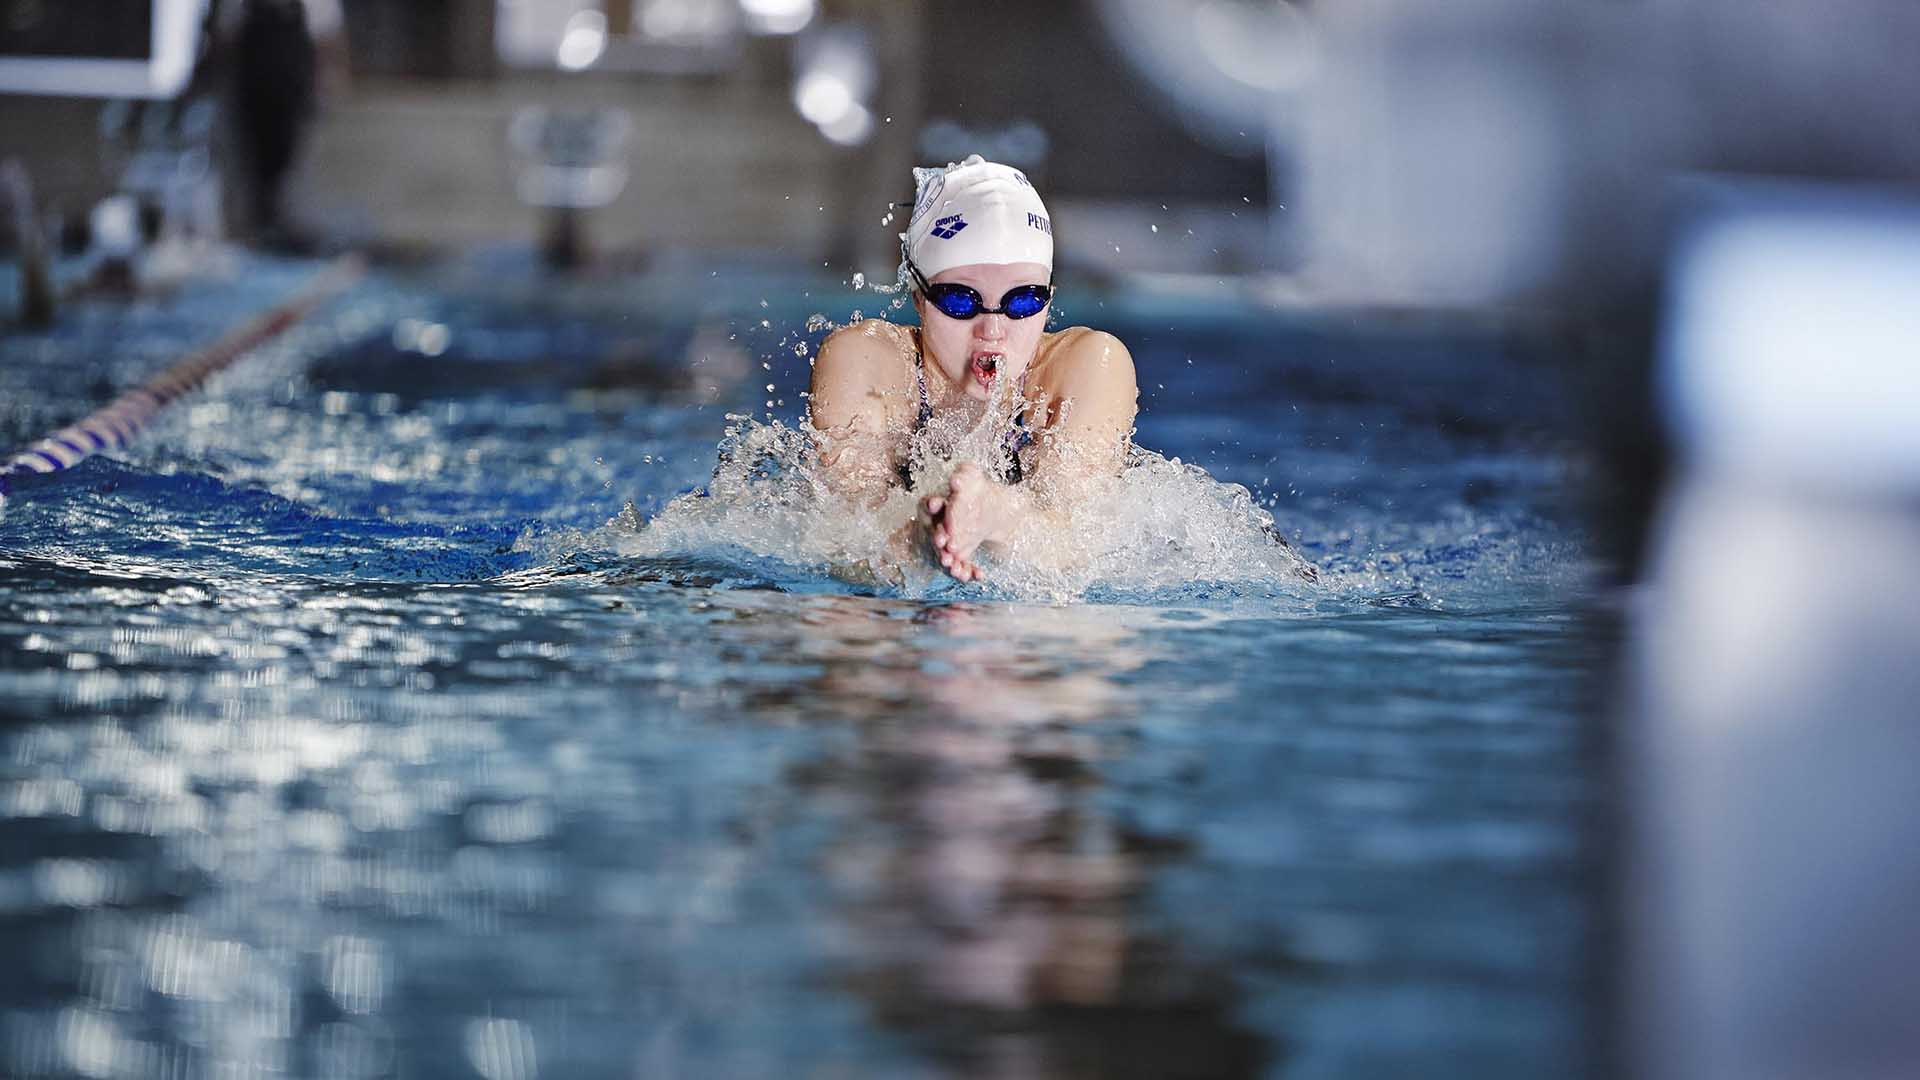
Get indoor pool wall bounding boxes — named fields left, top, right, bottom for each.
left=1, top=256, right=1609, bottom=1078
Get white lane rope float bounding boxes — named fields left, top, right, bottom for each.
left=0, top=254, right=366, bottom=503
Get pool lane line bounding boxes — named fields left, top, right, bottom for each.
left=0, top=254, right=366, bottom=503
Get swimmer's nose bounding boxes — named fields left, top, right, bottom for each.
left=974, top=312, right=1008, bottom=341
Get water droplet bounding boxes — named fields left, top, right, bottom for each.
left=465, top=1019, right=537, bottom=1080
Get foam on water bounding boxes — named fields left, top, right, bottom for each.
left=586, top=408, right=1320, bottom=603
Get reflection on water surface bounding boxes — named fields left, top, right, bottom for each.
left=1, top=259, right=1601, bottom=1078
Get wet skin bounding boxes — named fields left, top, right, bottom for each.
left=809, top=262, right=1140, bottom=583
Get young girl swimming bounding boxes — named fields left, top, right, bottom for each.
left=808, top=156, right=1140, bottom=584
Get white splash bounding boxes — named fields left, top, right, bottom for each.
left=603, top=411, right=1318, bottom=602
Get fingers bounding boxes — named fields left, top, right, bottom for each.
left=928, top=520, right=983, bottom=583
left=941, top=505, right=981, bottom=563
left=937, top=551, right=982, bottom=583
left=947, top=530, right=982, bottom=564
left=922, top=478, right=989, bottom=584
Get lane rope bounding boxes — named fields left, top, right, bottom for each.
left=0, top=254, right=366, bottom=502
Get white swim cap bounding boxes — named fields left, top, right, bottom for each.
left=901, top=155, right=1054, bottom=280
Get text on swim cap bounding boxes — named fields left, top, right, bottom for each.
left=931, top=214, right=968, bottom=239
left=911, top=172, right=945, bottom=225
left=1027, top=212, right=1051, bottom=235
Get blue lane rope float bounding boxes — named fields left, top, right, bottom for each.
left=0, top=255, right=366, bottom=503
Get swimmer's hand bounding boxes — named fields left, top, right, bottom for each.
left=920, top=462, right=1019, bottom=584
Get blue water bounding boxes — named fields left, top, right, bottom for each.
left=1, top=255, right=1606, bottom=1078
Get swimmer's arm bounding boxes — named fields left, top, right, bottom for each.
left=999, top=332, right=1138, bottom=561
left=807, top=323, right=906, bottom=506
left=1026, top=329, right=1139, bottom=486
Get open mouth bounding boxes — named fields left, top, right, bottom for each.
left=970, top=353, right=1001, bottom=388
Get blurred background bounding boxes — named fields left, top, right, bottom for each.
left=5, top=2, right=1920, bottom=1078
left=0, top=0, right=1284, bottom=278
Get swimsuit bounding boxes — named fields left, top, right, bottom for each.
left=896, top=330, right=1034, bottom=489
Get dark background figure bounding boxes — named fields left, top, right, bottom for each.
left=230, top=0, right=317, bottom=245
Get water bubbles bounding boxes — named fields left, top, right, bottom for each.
left=465, top=1018, right=538, bottom=1080
left=392, top=318, right=451, bottom=357
left=34, top=858, right=118, bottom=907
left=312, top=1020, right=395, bottom=1079
left=465, top=799, right=555, bottom=845
left=322, top=936, right=387, bottom=1015
left=851, top=272, right=867, bottom=289
left=55, top=1008, right=123, bottom=1079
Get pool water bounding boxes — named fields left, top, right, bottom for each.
left=1, top=255, right=1608, bottom=1078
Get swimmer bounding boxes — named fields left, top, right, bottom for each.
left=809, top=156, right=1139, bottom=583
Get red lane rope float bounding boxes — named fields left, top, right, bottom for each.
left=0, top=254, right=366, bottom=501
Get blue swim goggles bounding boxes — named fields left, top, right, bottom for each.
left=906, top=257, right=1053, bottom=321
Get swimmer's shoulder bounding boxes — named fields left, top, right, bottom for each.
left=1034, top=326, right=1137, bottom=393
left=810, top=319, right=917, bottom=426
left=817, top=319, right=915, bottom=381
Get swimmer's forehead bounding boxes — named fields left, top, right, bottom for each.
left=927, top=261, right=1051, bottom=288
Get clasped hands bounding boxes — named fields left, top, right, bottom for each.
left=917, top=461, right=1019, bottom=583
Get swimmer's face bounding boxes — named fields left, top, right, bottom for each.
left=915, top=261, right=1050, bottom=401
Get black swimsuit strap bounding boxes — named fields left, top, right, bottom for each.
left=913, top=330, right=934, bottom=430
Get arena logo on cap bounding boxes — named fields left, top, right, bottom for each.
left=1027, top=212, right=1051, bottom=235
left=930, top=214, right=968, bottom=239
